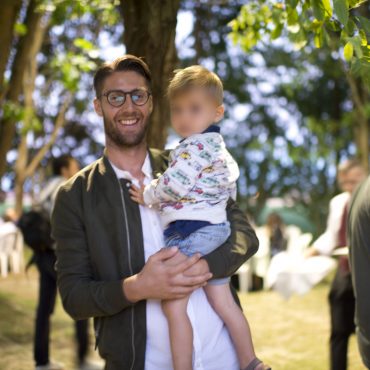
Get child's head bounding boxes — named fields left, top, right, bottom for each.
left=167, top=65, right=224, bottom=138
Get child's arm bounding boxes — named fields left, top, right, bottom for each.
left=143, top=142, right=212, bottom=206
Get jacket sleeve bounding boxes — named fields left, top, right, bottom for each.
left=52, top=184, right=134, bottom=320
left=203, top=198, right=259, bottom=278
left=143, top=142, right=211, bottom=205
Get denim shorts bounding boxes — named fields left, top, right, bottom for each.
left=164, top=221, right=231, bottom=285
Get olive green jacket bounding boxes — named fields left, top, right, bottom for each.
left=51, top=148, right=259, bottom=370
left=348, top=176, right=370, bottom=369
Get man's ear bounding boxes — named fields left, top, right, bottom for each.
left=214, top=104, right=225, bottom=123
left=94, top=97, right=103, bottom=117
left=148, top=95, right=154, bottom=114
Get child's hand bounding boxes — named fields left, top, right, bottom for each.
left=129, top=184, right=145, bottom=205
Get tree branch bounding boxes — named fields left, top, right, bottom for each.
left=24, top=94, right=72, bottom=179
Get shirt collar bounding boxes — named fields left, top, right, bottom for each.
left=180, top=124, right=221, bottom=143
left=109, top=153, right=152, bottom=183
left=202, top=124, right=220, bottom=134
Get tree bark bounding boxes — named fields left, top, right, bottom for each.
left=119, top=0, right=180, bottom=149
left=0, top=0, right=48, bottom=182
left=0, top=0, right=22, bottom=100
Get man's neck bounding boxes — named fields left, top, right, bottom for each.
left=106, top=141, right=147, bottom=181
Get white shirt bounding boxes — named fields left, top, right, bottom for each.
left=110, top=154, right=238, bottom=370
left=313, top=192, right=351, bottom=255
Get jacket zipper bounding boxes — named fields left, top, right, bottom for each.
left=118, top=180, right=136, bottom=370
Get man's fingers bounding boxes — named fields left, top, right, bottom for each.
left=150, top=246, right=179, bottom=262
left=175, top=273, right=212, bottom=287
left=169, top=253, right=201, bottom=275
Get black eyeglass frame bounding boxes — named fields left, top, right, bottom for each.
left=99, top=88, right=152, bottom=107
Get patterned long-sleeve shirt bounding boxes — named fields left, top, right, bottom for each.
left=143, top=130, right=239, bottom=228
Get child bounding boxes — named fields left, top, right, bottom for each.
left=130, top=66, right=269, bottom=370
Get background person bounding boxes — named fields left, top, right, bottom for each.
left=33, top=155, right=100, bottom=370
left=305, top=158, right=367, bottom=370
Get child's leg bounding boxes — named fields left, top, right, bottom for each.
left=204, top=283, right=259, bottom=369
left=162, top=296, right=193, bottom=370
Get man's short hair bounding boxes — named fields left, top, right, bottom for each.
left=338, top=158, right=367, bottom=174
left=167, top=65, right=223, bottom=105
left=93, top=55, right=152, bottom=97
left=52, top=155, right=74, bottom=176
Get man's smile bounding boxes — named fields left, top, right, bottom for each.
left=118, top=118, right=140, bottom=126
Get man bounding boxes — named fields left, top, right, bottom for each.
left=34, top=155, right=100, bottom=370
left=51, top=55, right=259, bottom=370
left=306, top=159, right=367, bottom=370
left=348, top=175, right=370, bottom=369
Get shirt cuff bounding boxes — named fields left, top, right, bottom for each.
left=143, top=179, right=159, bottom=206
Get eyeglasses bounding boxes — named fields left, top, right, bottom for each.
left=100, top=89, right=151, bottom=107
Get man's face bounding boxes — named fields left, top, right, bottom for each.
left=94, top=71, right=153, bottom=148
left=338, top=166, right=367, bottom=194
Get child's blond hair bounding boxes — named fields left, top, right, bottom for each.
left=168, top=65, right=223, bottom=105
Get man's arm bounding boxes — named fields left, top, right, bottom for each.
left=202, top=198, right=259, bottom=279
left=308, top=194, right=348, bottom=256
left=53, top=184, right=211, bottom=320
left=52, top=187, right=134, bottom=320
left=348, top=180, right=370, bottom=369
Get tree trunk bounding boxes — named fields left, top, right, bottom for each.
left=0, top=0, right=47, bottom=182
left=119, top=0, right=180, bottom=149
left=0, top=0, right=22, bottom=100
left=346, top=72, right=369, bottom=169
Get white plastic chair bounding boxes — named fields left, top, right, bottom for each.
left=0, top=231, right=18, bottom=277
left=9, top=230, right=24, bottom=274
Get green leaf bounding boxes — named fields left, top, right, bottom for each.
left=312, top=0, right=332, bottom=20
left=323, top=0, right=333, bottom=18
left=357, top=16, right=370, bottom=36
left=349, top=36, right=363, bottom=58
left=345, top=19, right=356, bottom=36
left=14, top=23, right=27, bottom=36
left=344, top=41, right=354, bottom=61
left=311, top=0, right=325, bottom=20
left=359, top=29, right=368, bottom=46
left=314, top=28, right=324, bottom=48
left=271, top=23, right=284, bottom=39
left=73, top=38, right=95, bottom=51
left=348, top=0, right=368, bottom=9
left=286, top=0, right=299, bottom=9
left=333, top=0, right=349, bottom=26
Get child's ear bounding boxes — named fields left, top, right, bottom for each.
left=94, top=97, right=103, bottom=117
left=214, top=104, right=225, bottom=122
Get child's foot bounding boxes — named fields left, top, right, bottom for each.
left=242, top=358, right=271, bottom=370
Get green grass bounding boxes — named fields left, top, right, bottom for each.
left=0, top=268, right=363, bottom=370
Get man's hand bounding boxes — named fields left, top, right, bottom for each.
left=184, top=258, right=210, bottom=277
left=129, top=184, right=145, bottom=205
left=123, top=247, right=213, bottom=302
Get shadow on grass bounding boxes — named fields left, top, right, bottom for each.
left=0, top=291, right=34, bottom=345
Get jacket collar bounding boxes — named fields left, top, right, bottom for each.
left=100, top=147, right=169, bottom=182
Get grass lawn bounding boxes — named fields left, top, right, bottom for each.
left=0, top=266, right=364, bottom=370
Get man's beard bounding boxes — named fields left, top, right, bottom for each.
left=103, top=113, right=149, bottom=148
